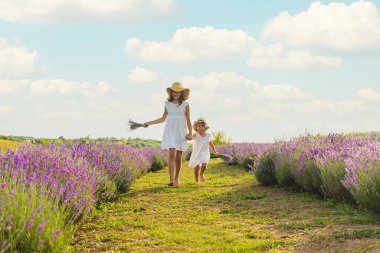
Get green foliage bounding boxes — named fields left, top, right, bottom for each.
left=95, top=175, right=118, bottom=203
left=294, top=160, right=322, bottom=194
left=254, top=152, right=277, bottom=186
left=241, top=153, right=256, bottom=170
left=0, top=135, right=161, bottom=147
left=319, top=161, right=354, bottom=203
left=276, top=161, right=295, bottom=187
left=150, top=156, right=165, bottom=172
left=348, top=163, right=380, bottom=214
left=0, top=181, right=75, bottom=252
left=211, top=131, right=232, bottom=146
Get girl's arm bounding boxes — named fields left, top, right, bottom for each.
left=209, top=140, right=219, bottom=155
left=185, top=105, right=192, bottom=136
left=144, top=108, right=168, bottom=126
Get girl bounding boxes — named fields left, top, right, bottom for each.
left=188, top=118, right=219, bottom=184
left=143, top=82, right=192, bottom=186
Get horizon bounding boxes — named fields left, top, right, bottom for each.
left=1, top=0, right=380, bottom=143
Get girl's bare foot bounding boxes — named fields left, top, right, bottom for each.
left=174, top=178, right=181, bottom=186
left=195, top=180, right=199, bottom=185
left=200, top=174, right=206, bottom=182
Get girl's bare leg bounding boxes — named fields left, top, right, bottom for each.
left=194, top=165, right=200, bottom=184
left=200, top=163, right=207, bottom=182
left=168, top=148, right=176, bottom=185
left=174, top=150, right=182, bottom=186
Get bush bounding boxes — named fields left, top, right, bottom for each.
left=150, top=155, right=165, bottom=172
left=241, top=153, right=256, bottom=170
left=275, top=160, right=295, bottom=187
left=95, top=175, right=118, bottom=203
left=320, top=161, right=354, bottom=202
left=254, top=153, right=277, bottom=186
left=294, top=159, right=322, bottom=194
left=344, top=156, right=380, bottom=214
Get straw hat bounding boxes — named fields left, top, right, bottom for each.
left=166, top=82, right=190, bottom=100
left=194, top=117, right=209, bottom=130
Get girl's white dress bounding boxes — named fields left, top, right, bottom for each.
left=161, top=101, right=189, bottom=152
left=188, top=132, right=211, bottom=168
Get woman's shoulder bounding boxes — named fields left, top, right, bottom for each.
left=183, top=101, right=189, bottom=107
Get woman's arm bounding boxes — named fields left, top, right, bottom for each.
left=185, top=105, right=192, bottom=135
left=209, top=140, right=219, bottom=155
left=144, top=108, right=168, bottom=126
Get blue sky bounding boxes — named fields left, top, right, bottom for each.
left=1, top=0, right=380, bottom=142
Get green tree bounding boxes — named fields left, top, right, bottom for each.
left=211, top=131, right=232, bottom=146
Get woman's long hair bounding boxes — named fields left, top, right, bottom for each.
left=167, top=91, right=183, bottom=106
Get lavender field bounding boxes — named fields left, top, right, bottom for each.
left=1, top=133, right=380, bottom=252
left=218, top=132, right=380, bottom=214
left=0, top=143, right=168, bottom=252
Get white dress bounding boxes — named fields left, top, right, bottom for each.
left=161, top=101, right=188, bottom=152
left=188, top=132, right=211, bottom=168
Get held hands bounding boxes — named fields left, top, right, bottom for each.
left=185, top=133, right=193, bottom=141
left=143, top=122, right=149, bottom=128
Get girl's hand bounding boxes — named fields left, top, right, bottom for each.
left=143, top=123, right=149, bottom=128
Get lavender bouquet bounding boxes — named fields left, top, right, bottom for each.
left=128, top=119, right=147, bottom=131
left=218, top=153, right=234, bottom=164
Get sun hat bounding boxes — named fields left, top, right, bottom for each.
left=166, top=82, right=190, bottom=100
left=194, top=117, right=209, bottom=130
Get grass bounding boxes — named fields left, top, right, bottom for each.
left=71, top=159, right=380, bottom=252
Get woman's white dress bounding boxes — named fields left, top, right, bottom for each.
left=161, top=101, right=188, bottom=152
left=188, top=132, right=211, bottom=168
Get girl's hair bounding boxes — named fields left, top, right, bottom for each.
left=167, top=90, right=183, bottom=106
left=193, top=120, right=209, bottom=132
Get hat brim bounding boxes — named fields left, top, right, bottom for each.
left=166, top=87, right=190, bottom=100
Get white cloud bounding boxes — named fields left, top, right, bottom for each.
left=184, top=71, right=311, bottom=101
left=126, top=26, right=258, bottom=62
left=42, top=111, right=97, bottom=120
left=254, top=83, right=314, bottom=100
left=0, top=0, right=176, bottom=23
left=128, top=67, right=160, bottom=83
left=221, top=109, right=276, bottom=124
left=247, top=43, right=341, bottom=69
left=30, top=79, right=114, bottom=99
left=223, top=98, right=243, bottom=108
left=0, top=105, right=14, bottom=114
left=261, top=1, right=380, bottom=52
left=358, top=88, right=380, bottom=101
left=0, top=79, right=114, bottom=99
left=82, top=81, right=113, bottom=100
left=0, top=38, right=39, bottom=77
left=272, top=99, right=365, bottom=114
left=183, top=71, right=259, bottom=92
left=0, top=79, right=29, bottom=94
left=30, top=79, right=83, bottom=95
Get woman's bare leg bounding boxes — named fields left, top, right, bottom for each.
left=174, top=150, right=182, bottom=186
left=168, top=148, right=176, bottom=185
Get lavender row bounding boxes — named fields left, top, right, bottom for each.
left=217, top=134, right=380, bottom=214
left=0, top=143, right=168, bottom=252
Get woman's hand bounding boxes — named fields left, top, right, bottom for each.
left=185, top=133, right=193, bottom=140
left=143, top=122, right=149, bottom=128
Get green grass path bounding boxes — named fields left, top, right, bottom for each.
left=72, top=159, right=380, bottom=252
